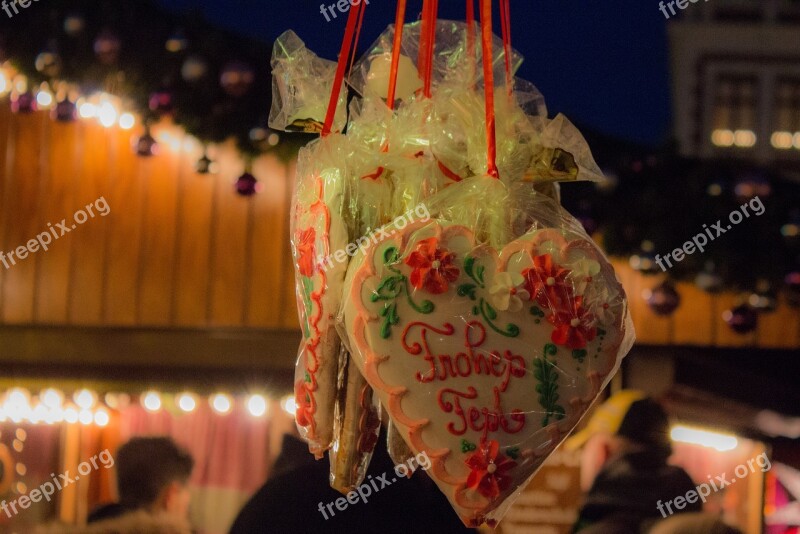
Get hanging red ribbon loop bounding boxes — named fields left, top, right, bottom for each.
left=321, top=0, right=365, bottom=137
left=499, top=0, right=513, bottom=97
left=480, top=0, right=499, bottom=179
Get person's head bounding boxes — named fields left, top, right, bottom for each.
left=565, top=390, right=672, bottom=491
left=116, top=437, right=194, bottom=518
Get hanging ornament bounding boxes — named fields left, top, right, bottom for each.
left=10, top=91, right=35, bottom=113
left=35, top=51, right=61, bottom=78
left=723, top=304, right=758, bottom=334
left=220, top=61, right=255, bottom=97
left=235, top=171, right=258, bottom=196
left=748, top=279, right=778, bottom=313
left=181, top=55, right=208, bottom=82
left=165, top=30, right=189, bottom=53
left=64, top=13, right=86, bottom=36
left=785, top=271, right=800, bottom=308
left=644, top=281, right=681, bottom=316
left=93, top=30, right=121, bottom=65
left=148, top=89, right=174, bottom=115
left=134, top=127, right=158, bottom=157
left=52, top=98, right=77, bottom=122
left=195, top=152, right=215, bottom=175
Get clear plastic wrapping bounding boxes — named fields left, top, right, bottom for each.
left=280, top=15, right=634, bottom=528
left=270, top=30, right=347, bottom=133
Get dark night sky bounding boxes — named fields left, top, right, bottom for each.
left=157, top=0, right=673, bottom=146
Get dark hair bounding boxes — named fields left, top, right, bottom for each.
left=617, top=399, right=672, bottom=452
left=116, top=437, right=194, bottom=508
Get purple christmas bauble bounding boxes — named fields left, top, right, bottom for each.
left=235, top=172, right=258, bottom=196
left=94, top=30, right=121, bottom=65
left=723, top=305, right=758, bottom=334
left=645, top=282, right=681, bottom=316
left=149, top=90, right=174, bottom=114
left=52, top=99, right=77, bottom=122
left=11, top=92, right=36, bottom=113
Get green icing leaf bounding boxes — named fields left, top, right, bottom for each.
left=534, top=344, right=566, bottom=426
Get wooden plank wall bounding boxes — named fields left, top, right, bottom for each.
left=0, top=103, right=798, bottom=349
left=0, top=105, right=296, bottom=330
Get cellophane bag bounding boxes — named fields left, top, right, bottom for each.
left=279, top=13, right=635, bottom=528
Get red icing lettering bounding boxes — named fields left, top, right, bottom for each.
left=438, top=386, right=526, bottom=441
left=405, top=321, right=527, bottom=390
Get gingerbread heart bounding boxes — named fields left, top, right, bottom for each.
left=343, top=219, right=633, bottom=527
left=291, top=136, right=352, bottom=456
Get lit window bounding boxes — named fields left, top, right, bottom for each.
left=772, top=78, right=800, bottom=151
left=710, top=75, right=758, bottom=148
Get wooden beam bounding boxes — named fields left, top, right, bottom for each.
left=0, top=325, right=299, bottom=392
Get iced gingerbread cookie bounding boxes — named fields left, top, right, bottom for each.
left=291, top=139, right=351, bottom=457
left=342, top=219, right=631, bottom=526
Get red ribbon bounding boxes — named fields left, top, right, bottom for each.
left=466, top=0, right=476, bottom=82
left=480, top=0, right=499, bottom=178
left=387, top=0, right=408, bottom=110
left=321, top=0, right=365, bottom=137
left=499, top=0, right=513, bottom=97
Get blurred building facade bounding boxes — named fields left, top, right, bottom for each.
left=669, top=0, right=800, bottom=163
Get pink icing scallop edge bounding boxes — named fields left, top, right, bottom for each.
left=348, top=221, right=627, bottom=526
left=295, top=176, right=338, bottom=456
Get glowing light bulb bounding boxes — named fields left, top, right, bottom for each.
left=78, top=409, right=93, bottom=425
left=74, top=389, right=96, bottom=410
left=247, top=394, right=267, bottom=417
left=142, top=391, right=162, bottom=412
left=94, top=408, right=110, bottom=427
left=36, top=89, right=54, bottom=108
left=281, top=395, right=297, bottom=416
left=177, top=393, right=196, bottom=413
left=13, top=75, right=27, bottom=94
left=78, top=101, right=97, bottom=119
left=41, top=388, right=64, bottom=409
left=63, top=406, right=79, bottom=424
left=210, top=393, right=232, bottom=414
left=98, top=101, right=118, bottom=127
left=0, top=71, right=9, bottom=95
left=119, top=112, right=135, bottom=130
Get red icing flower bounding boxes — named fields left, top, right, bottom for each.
left=522, top=253, right=573, bottom=310
left=465, top=440, right=517, bottom=501
left=297, top=227, right=316, bottom=277
left=547, top=296, right=597, bottom=349
left=294, top=380, right=313, bottom=427
left=404, top=237, right=459, bottom=294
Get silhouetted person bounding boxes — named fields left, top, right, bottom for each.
left=231, top=421, right=477, bottom=534
left=567, top=390, right=701, bottom=533
left=86, top=436, right=195, bottom=532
